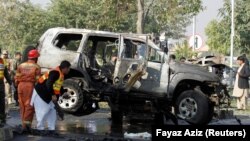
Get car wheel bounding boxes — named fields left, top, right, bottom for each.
left=58, top=79, right=84, bottom=113
left=175, top=90, right=214, bottom=125
left=72, top=101, right=98, bottom=116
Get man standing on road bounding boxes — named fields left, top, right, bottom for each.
left=11, top=52, right=22, bottom=106
left=15, top=49, right=41, bottom=132
left=2, top=50, right=12, bottom=102
left=0, top=49, right=12, bottom=126
left=2, top=50, right=12, bottom=118
left=232, top=56, right=250, bottom=110
left=31, top=60, right=70, bottom=135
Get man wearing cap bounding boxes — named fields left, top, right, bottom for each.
left=0, top=49, right=12, bottom=126
left=15, top=49, right=41, bottom=133
left=11, top=52, right=22, bottom=106
left=2, top=50, right=12, bottom=118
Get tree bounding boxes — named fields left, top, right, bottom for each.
left=47, top=0, right=135, bottom=32
left=142, top=0, right=203, bottom=36
left=174, top=40, right=196, bottom=59
left=0, top=0, right=50, bottom=54
left=48, top=0, right=203, bottom=35
left=0, top=0, right=203, bottom=54
left=205, top=20, right=230, bottom=54
left=205, top=0, right=250, bottom=55
left=234, top=0, right=250, bottom=54
left=137, top=0, right=144, bottom=33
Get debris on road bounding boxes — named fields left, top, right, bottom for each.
left=124, top=132, right=151, bottom=140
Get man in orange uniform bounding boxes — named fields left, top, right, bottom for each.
left=15, top=49, right=41, bottom=132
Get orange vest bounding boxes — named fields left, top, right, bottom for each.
left=38, top=67, right=64, bottom=95
left=15, top=62, right=40, bottom=83
left=0, top=58, right=4, bottom=79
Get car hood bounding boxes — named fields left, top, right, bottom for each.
left=170, top=62, right=220, bottom=81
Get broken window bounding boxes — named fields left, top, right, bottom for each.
left=95, top=41, right=118, bottom=67
left=84, top=36, right=118, bottom=68
left=53, top=33, right=82, bottom=51
left=83, top=36, right=119, bottom=82
left=148, top=47, right=162, bottom=63
left=123, top=39, right=146, bottom=59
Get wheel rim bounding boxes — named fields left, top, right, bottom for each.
left=58, top=88, right=78, bottom=109
left=178, top=97, right=197, bottom=119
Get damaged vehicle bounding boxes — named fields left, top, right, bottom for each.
left=29, top=27, right=229, bottom=125
left=193, top=56, right=233, bottom=107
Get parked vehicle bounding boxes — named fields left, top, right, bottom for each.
left=25, top=27, right=230, bottom=125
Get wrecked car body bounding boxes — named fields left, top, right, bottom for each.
left=33, top=27, right=229, bottom=125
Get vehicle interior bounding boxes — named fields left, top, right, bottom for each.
left=83, top=36, right=146, bottom=84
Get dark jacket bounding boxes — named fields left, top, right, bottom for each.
left=238, top=63, right=250, bottom=89
left=35, top=70, right=64, bottom=104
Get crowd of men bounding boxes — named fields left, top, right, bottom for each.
left=0, top=48, right=71, bottom=136
left=0, top=50, right=21, bottom=122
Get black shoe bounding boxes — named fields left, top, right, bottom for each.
left=48, top=130, right=60, bottom=137
left=32, top=130, right=48, bottom=136
left=14, top=125, right=30, bottom=135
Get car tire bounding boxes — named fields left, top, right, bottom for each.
left=175, top=90, right=214, bottom=125
left=58, top=79, right=84, bottom=113
left=72, top=101, right=98, bottom=116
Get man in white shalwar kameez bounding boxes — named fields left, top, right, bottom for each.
left=30, top=60, right=71, bottom=135
left=232, top=56, right=250, bottom=110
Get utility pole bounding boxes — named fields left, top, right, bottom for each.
left=192, top=15, right=196, bottom=51
left=230, top=0, right=234, bottom=68
left=229, top=0, right=235, bottom=87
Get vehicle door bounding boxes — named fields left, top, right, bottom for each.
left=138, top=46, right=170, bottom=95
left=113, top=35, right=148, bottom=92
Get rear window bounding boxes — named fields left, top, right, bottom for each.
left=53, top=33, right=82, bottom=51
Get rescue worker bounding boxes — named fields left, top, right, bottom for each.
left=15, top=49, right=41, bottom=132
left=31, top=60, right=71, bottom=135
left=0, top=49, right=12, bottom=126
left=11, top=52, right=22, bottom=106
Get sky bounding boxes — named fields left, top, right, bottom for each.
left=30, top=0, right=224, bottom=42
left=185, top=0, right=224, bottom=42
left=30, top=0, right=50, bottom=7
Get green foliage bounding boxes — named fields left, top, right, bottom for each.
left=145, top=0, right=203, bottom=37
left=0, top=0, right=51, bottom=55
left=0, top=0, right=203, bottom=56
left=205, top=0, right=250, bottom=55
left=205, top=20, right=230, bottom=54
left=174, top=40, right=196, bottom=59
left=48, top=0, right=136, bottom=32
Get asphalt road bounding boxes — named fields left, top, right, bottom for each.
left=6, top=105, right=250, bottom=141
left=8, top=107, right=152, bottom=141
